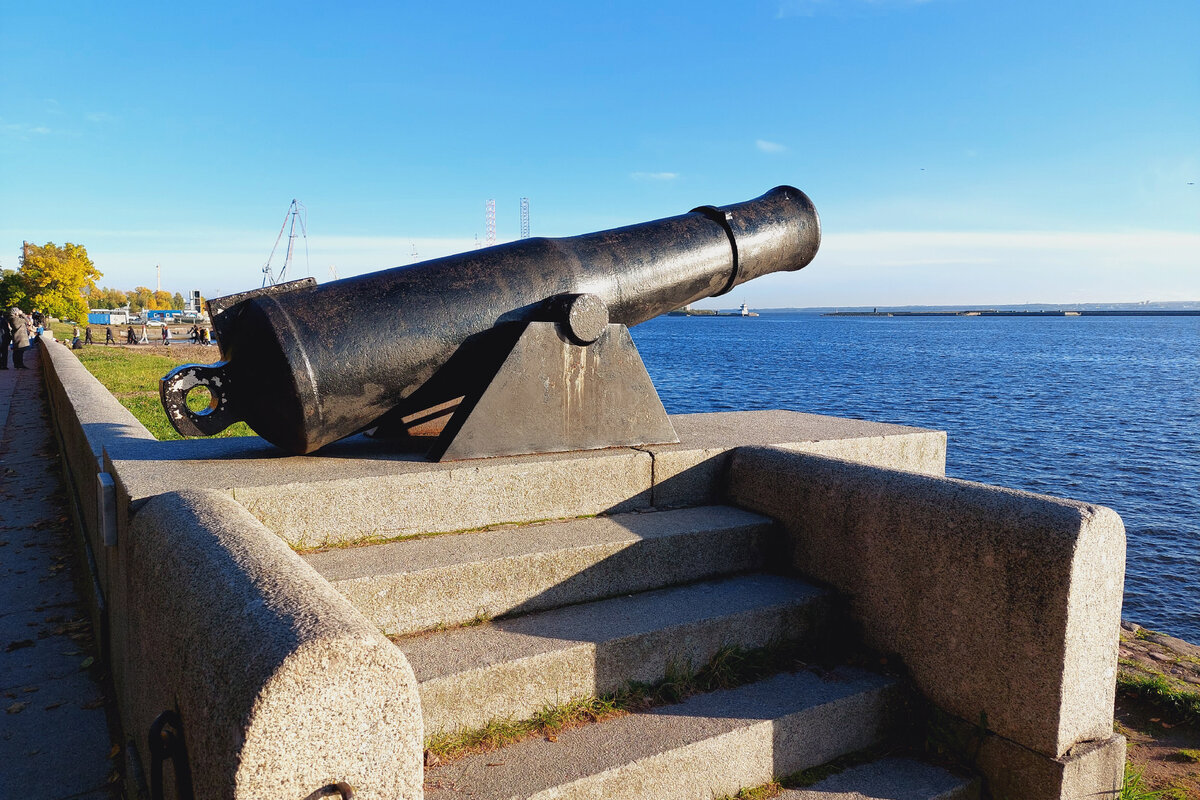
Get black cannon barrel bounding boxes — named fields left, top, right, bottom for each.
left=162, top=186, right=820, bottom=454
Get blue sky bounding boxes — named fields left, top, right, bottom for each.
left=2, top=0, right=1197, bottom=307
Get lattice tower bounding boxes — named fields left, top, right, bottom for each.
left=520, top=197, right=530, bottom=239
left=485, top=199, right=497, bottom=246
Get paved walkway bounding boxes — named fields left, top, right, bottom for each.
left=0, top=344, right=117, bottom=798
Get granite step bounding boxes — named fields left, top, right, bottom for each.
left=424, top=667, right=904, bottom=800
left=777, top=757, right=979, bottom=799
left=303, top=505, right=776, bottom=635
left=402, top=572, right=833, bottom=735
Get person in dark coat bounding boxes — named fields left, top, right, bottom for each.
left=84, top=326, right=94, bottom=345
left=8, top=308, right=31, bottom=369
left=0, top=310, right=11, bottom=369
left=104, top=325, right=115, bottom=345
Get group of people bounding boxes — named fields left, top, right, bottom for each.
left=186, top=325, right=213, bottom=345
left=70, top=321, right=213, bottom=349
left=2, top=307, right=34, bottom=370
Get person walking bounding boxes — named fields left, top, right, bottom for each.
left=84, top=326, right=94, bottom=345
left=138, top=324, right=149, bottom=344
left=8, top=307, right=31, bottom=369
left=161, top=325, right=170, bottom=347
left=104, top=326, right=115, bottom=345
left=0, top=309, right=11, bottom=369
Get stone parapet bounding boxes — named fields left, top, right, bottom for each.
left=37, top=341, right=1123, bottom=799
left=121, top=490, right=423, bottom=799
left=728, top=446, right=1126, bottom=799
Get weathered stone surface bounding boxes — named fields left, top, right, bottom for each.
left=404, top=573, right=832, bottom=734
left=643, top=410, right=947, bottom=508
left=777, top=757, right=979, bottom=799
left=122, top=490, right=423, bottom=800
left=976, top=734, right=1125, bottom=800
left=306, top=505, right=774, bottom=634
left=728, top=447, right=1125, bottom=761
left=426, top=668, right=902, bottom=800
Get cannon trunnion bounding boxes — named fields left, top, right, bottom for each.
left=161, top=186, right=821, bottom=458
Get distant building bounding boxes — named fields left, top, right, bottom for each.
left=88, top=310, right=129, bottom=325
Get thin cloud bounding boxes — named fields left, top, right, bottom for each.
left=756, top=139, right=787, bottom=154
left=0, top=120, right=52, bottom=136
left=705, top=227, right=1200, bottom=308
left=631, top=171, right=679, bottom=181
left=85, top=112, right=116, bottom=123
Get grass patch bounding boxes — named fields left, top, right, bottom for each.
left=69, top=345, right=256, bottom=441
left=1117, top=672, right=1200, bottom=727
left=1121, top=764, right=1163, bottom=800
left=426, top=639, right=814, bottom=762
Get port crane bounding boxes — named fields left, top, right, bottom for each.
left=261, top=199, right=310, bottom=287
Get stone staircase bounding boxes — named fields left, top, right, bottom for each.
left=304, top=505, right=980, bottom=800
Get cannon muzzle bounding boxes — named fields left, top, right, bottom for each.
left=162, top=186, right=820, bottom=457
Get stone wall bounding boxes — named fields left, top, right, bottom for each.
left=39, top=335, right=1126, bottom=800
left=728, top=446, right=1127, bottom=800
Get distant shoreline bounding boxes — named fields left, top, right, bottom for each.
left=822, top=309, right=1200, bottom=317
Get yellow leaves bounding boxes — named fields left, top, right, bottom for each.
left=18, top=241, right=101, bottom=321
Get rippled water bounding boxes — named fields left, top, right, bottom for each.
left=632, top=313, right=1200, bottom=642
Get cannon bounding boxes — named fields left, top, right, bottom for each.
left=161, top=186, right=820, bottom=458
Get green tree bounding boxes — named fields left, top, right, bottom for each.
left=171, top=291, right=185, bottom=310
left=0, top=268, right=29, bottom=311
left=20, top=242, right=101, bottom=321
left=129, top=286, right=154, bottom=313
left=89, top=286, right=128, bottom=309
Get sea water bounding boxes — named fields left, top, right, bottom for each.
left=632, top=313, right=1200, bottom=642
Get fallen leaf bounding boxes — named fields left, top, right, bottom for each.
left=5, top=639, right=35, bottom=652
left=6, top=702, right=27, bottom=714
left=44, top=701, right=65, bottom=710
left=108, top=743, right=121, bottom=758
left=81, top=697, right=106, bottom=710
left=80, top=656, right=94, bottom=669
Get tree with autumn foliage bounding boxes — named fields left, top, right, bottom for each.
left=90, top=286, right=129, bottom=309
left=128, top=286, right=155, bottom=313
left=0, top=268, right=28, bottom=311
left=19, top=242, right=101, bottom=321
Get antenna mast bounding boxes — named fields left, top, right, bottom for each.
left=485, top=199, right=496, bottom=247
left=520, top=197, right=530, bottom=239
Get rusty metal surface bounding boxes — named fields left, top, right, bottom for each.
left=160, top=186, right=820, bottom=455
left=432, top=322, right=677, bottom=461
